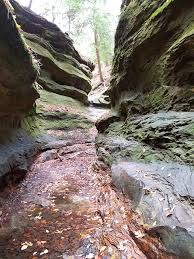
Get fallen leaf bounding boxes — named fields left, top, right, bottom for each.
left=100, top=246, right=106, bottom=252
left=21, top=242, right=33, bottom=251
left=55, top=230, right=63, bottom=234
left=166, top=211, right=173, bottom=217
left=86, top=253, right=95, bottom=259
left=118, top=242, right=126, bottom=251
left=40, top=249, right=48, bottom=256
left=37, top=241, right=47, bottom=246
left=21, top=245, right=28, bottom=251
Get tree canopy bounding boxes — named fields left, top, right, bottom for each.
left=22, top=0, right=119, bottom=81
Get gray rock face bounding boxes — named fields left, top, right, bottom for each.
left=112, top=161, right=194, bottom=258
left=95, top=0, right=194, bottom=256
left=0, top=0, right=93, bottom=185
left=0, top=129, right=41, bottom=188
left=95, top=111, right=120, bottom=133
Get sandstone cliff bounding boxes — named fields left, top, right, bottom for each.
left=96, top=1, right=194, bottom=257
left=111, top=0, right=194, bottom=114
left=11, top=0, right=93, bottom=105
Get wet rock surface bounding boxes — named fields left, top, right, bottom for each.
left=0, top=0, right=39, bottom=182
left=97, top=111, right=194, bottom=165
left=0, top=0, right=93, bottom=182
left=1, top=0, right=194, bottom=258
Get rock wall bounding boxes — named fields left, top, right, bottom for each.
left=0, top=0, right=38, bottom=122
left=96, top=0, right=194, bottom=257
left=111, top=0, right=194, bottom=114
left=0, top=0, right=39, bottom=185
left=0, top=0, right=93, bottom=186
left=11, top=0, right=93, bottom=105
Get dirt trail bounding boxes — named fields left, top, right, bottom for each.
left=0, top=107, right=172, bottom=259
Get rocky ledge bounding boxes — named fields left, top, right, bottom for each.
left=11, top=0, right=93, bottom=105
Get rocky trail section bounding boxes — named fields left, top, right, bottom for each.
left=1, top=0, right=194, bottom=258
left=0, top=107, right=174, bottom=259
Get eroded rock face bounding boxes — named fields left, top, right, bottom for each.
left=96, top=112, right=194, bottom=256
left=0, top=0, right=40, bottom=183
left=96, top=1, right=194, bottom=256
left=11, top=0, right=93, bottom=104
left=111, top=0, right=194, bottom=112
left=0, top=0, right=38, bottom=120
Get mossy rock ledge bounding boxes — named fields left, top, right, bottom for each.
left=11, top=0, right=93, bottom=105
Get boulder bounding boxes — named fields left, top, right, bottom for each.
left=95, top=111, right=120, bottom=133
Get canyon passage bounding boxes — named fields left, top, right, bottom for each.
left=0, top=0, right=194, bottom=258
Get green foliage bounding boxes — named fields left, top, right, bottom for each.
left=91, top=9, right=115, bottom=64
left=38, top=0, right=117, bottom=65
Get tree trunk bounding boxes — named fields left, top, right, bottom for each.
left=68, top=16, right=71, bottom=34
left=51, top=6, right=56, bottom=23
left=94, top=28, right=104, bottom=83
left=28, top=0, right=33, bottom=9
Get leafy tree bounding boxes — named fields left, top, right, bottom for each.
left=87, top=0, right=114, bottom=82
left=62, top=0, right=83, bottom=33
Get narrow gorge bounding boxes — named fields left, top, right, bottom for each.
left=0, top=0, right=194, bottom=258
